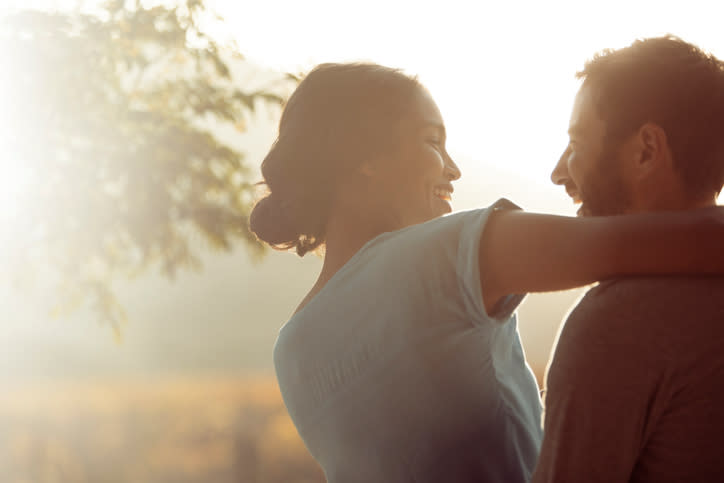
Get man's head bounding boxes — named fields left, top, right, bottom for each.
left=552, top=35, right=724, bottom=216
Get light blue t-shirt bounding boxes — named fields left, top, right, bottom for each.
left=274, top=200, right=542, bottom=483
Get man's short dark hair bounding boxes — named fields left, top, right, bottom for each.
left=578, top=35, right=724, bottom=198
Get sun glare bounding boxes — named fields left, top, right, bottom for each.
left=0, top=0, right=722, bottom=396
left=8, top=0, right=724, bottom=199
left=208, top=0, right=724, bottom=206
left=0, top=154, right=34, bottom=224
left=0, top=74, right=35, bottom=227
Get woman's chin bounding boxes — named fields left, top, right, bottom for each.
left=435, top=198, right=453, bottom=215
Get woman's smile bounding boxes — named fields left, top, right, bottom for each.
left=433, top=185, right=453, bottom=202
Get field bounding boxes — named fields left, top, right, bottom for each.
left=0, top=376, right=324, bottom=483
left=1, top=368, right=546, bottom=483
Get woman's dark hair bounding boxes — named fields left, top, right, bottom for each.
left=249, top=62, right=421, bottom=256
left=578, top=35, right=724, bottom=199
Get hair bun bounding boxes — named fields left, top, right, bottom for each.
left=249, top=194, right=299, bottom=248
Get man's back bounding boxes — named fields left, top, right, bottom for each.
left=533, top=276, right=724, bottom=483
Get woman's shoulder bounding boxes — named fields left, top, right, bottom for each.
left=400, top=199, right=520, bottom=241
left=378, top=205, right=496, bottom=248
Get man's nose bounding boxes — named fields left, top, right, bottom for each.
left=551, top=149, right=569, bottom=185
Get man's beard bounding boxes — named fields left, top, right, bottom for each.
left=578, top=146, right=632, bottom=217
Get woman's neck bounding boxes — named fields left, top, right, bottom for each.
left=320, top=210, right=391, bottom=282
left=295, top=208, right=394, bottom=314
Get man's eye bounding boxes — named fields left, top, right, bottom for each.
left=428, top=139, right=443, bottom=149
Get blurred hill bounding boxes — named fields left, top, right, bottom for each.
left=0, top=47, right=584, bottom=384
left=0, top=143, right=584, bottom=385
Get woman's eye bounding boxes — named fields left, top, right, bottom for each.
left=427, top=139, right=443, bottom=150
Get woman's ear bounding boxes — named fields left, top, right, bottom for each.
left=357, top=161, right=376, bottom=177
left=357, top=157, right=385, bottom=178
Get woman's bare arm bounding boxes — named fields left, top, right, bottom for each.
left=479, top=207, right=724, bottom=314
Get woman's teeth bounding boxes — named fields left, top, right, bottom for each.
left=433, top=187, right=452, bottom=201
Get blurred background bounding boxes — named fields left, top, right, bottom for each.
left=1, top=0, right=722, bottom=481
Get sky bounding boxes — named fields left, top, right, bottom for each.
left=1, top=0, right=724, bottom=381
left=5, top=0, right=724, bottom=213
left=204, top=0, right=724, bottom=199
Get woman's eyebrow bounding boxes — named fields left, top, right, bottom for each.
left=422, top=121, right=446, bottom=137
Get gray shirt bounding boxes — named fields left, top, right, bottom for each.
left=533, top=276, right=724, bottom=483
left=274, top=202, right=542, bottom=483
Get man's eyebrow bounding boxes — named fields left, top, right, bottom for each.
left=567, top=124, right=584, bottom=137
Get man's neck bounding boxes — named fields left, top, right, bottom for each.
left=630, top=191, right=718, bottom=214
left=668, top=195, right=718, bottom=212
left=688, top=196, right=719, bottom=210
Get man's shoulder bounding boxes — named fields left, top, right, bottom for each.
left=566, top=275, right=724, bottom=330
left=581, top=275, right=724, bottom=307
left=548, top=276, right=724, bottom=387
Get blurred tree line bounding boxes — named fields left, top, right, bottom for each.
left=0, top=0, right=294, bottom=333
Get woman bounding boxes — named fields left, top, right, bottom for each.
left=250, top=63, right=724, bottom=482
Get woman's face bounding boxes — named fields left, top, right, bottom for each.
left=370, top=87, right=461, bottom=229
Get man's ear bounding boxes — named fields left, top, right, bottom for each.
left=634, top=122, right=671, bottom=176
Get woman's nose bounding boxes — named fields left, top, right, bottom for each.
left=445, top=157, right=462, bottom=181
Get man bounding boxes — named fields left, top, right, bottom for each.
left=532, top=36, right=724, bottom=482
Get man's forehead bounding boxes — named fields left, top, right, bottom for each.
left=569, top=84, right=599, bottom=133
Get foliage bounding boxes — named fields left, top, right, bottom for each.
left=0, top=0, right=292, bottom=332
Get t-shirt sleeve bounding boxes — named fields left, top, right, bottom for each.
left=532, top=284, right=666, bottom=483
left=370, top=198, right=525, bottom=328
left=456, top=198, right=527, bottom=326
